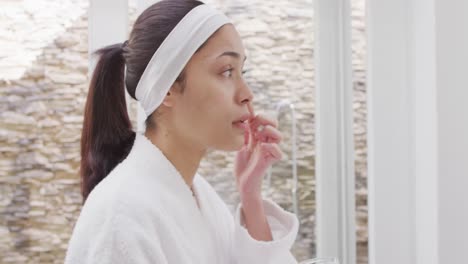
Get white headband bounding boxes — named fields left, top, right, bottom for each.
left=135, top=4, right=231, bottom=117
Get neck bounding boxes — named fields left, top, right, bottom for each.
left=145, top=126, right=206, bottom=188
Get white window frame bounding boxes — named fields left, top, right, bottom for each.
left=314, top=0, right=357, bottom=263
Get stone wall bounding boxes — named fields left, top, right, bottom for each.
left=0, top=1, right=88, bottom=263
left=0, top=0, right=368, bottom=263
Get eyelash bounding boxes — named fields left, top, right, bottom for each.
left=223, top=68, right=249, bottom=78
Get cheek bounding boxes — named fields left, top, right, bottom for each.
left=195, top=84, right=232, bottom=114
left=182, top=78, right=235, bottom=131
left=209, top=93, right=230, bottom=111
left=199, top=94, right=233, bottom=136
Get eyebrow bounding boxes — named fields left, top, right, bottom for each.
left=217, top=51, right=247, bottom=62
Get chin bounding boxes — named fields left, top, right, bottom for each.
left=218, top=135, right=245, bottom=152
left=231, top=135, right=246, bottom=151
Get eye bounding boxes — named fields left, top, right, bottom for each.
left=222, top=68, right=234, bottom=78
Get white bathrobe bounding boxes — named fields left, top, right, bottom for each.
left=65, top=133, right=299, bottom=264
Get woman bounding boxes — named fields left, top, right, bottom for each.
left=65, top=0, right=299, bottom=263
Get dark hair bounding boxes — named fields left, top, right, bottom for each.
left=80, top=0, right=204, bottom=201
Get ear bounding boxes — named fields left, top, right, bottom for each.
left=161, top=90, right=174, bottom=107
left=160, top=83, right=181, bottom=107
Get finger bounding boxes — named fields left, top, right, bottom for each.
left=244, top=127, right=249, bottom=145
left=255, top=125, right=282, bottom=144
left=235, top=144, right=250, bottom=171
left=246, top=102, right=256, bottom=151
left=247, top=102, right=255, bottom=117
left=249, top=113, right=278, bottom=132
left=248, top=120, right=259, bottom=152
left=260, top=143, right=283, bottom=162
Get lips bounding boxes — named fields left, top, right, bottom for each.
left=233, top=114, right=252, bottom=124
left=233, top=120, right=247, bottom=125
left=233, top=120, right=248, bottom=131
left=232, top=114, right=252, bottom=131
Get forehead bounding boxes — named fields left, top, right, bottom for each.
left=196, top=24, right=246, bottom=60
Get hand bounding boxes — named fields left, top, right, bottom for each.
left=234, top=107, right=283, bottom=201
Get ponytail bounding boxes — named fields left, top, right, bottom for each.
left=80, top=0, right=206, bottom=202
left=80, top=43, right=136, bottom=202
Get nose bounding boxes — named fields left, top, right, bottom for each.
left=238, top=79, right=254, bottom=105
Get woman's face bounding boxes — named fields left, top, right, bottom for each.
left=169, top=24, right=253, bottom=151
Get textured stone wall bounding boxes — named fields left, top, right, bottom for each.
left=0, top=1, right=88, bottom=263
left=0, top=0, right=368, bottom=263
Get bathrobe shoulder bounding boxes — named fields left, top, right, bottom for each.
left=65, top=133, right=299, bottom=264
